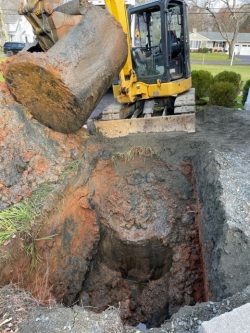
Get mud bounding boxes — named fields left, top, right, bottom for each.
left=3, top=2, right=128, bottom=133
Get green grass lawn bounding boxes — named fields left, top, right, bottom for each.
left=191, top=64, right=250, bottom=86
left=190, top=52, right=240, bottom=62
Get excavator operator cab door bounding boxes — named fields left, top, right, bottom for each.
left=129, top=0, right=190, bottom=84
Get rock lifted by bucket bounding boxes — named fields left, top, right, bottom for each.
left=3, top=2, right=128, bottom=133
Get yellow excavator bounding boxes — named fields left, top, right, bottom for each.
left=4, top=0, right=195, bottom=136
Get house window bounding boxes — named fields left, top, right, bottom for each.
left=190, top=40, right=201, bottom=49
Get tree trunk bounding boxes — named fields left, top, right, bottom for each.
left=228, top=42, right=234, bottom=59
left=3, top=3, right=128, bottom=133
left=228, top=32, right=238, bottom=59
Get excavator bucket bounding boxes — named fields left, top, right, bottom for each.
left=3, top=1, right=128, bottom=133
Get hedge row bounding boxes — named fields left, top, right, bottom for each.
left=191, top=70, right=246, bottom=108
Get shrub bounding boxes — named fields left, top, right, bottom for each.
left=198, top=47, right=209, bottom=53
left=192, top=70, right=214, bottom=100
left=242, top=79, right=250, bottom=105
left=214, top=71, right=241, bottom=94
left=209, top=81, right=238, bottom=107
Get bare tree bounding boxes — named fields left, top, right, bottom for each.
left=188, top=5, right=214, bottom=32
left=240, top=14, right=250, bottom=32
left=189, top=0, right=250, bottom=58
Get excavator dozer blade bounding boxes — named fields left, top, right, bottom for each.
left=3, top=2, right=128, bottom=133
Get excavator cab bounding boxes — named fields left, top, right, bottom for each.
left=130, top=0, right=190, bottom=84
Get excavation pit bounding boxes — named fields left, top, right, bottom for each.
left=1, top=105, right=250, bottom=332
left=0, top=146, right=209, bottom=329
left=70, top=154, right=207, bottom=328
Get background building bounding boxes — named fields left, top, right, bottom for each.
left=190, top=31, right=250, bottom=56
left=0, top=0, right=35, bottom=46
left=4, top=14, right=34, bottom=44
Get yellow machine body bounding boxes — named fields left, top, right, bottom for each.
left=105, top=0, right=192, bottom=104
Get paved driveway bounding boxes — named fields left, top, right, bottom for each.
left=238, top=55, right=250, bottom=64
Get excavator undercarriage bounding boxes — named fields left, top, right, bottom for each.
left=89, top=89, right=195, bottom=138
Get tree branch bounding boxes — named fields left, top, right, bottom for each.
left=205, top=6, right=229, bottom=41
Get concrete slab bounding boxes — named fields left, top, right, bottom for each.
left=200, top=303, right=250, bottom=333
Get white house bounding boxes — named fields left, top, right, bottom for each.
left=189, top=31, right=250, bottom=56
left=4, top=14, right=35, bottom=44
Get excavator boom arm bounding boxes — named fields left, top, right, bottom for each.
left=105, top=0, right=133, bottom=78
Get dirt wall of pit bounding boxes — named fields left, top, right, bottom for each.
left=193, top=146, right=250, bottom=300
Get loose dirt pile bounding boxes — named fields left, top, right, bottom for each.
left=0, top=84, right=87, bottom=211
left=0, top=84, right=88, bottom=298
left=0, top=285, right=39, bottom=333
left=0, top=285, right=124, bottom=333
